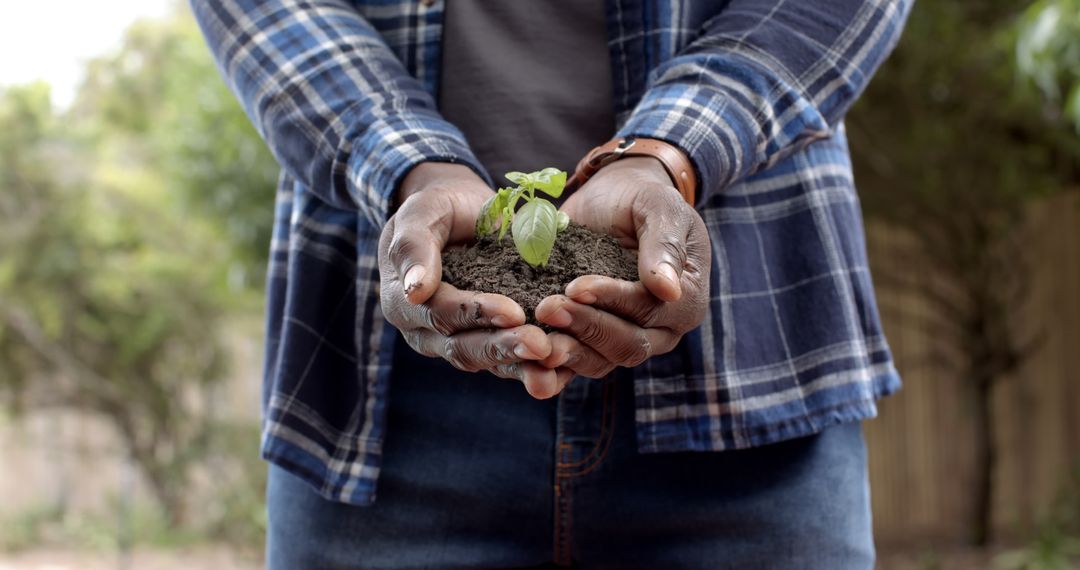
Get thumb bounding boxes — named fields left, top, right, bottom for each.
left=635, top=192, right=689, bottom=303
left=383, top=216, right=444, bottom=305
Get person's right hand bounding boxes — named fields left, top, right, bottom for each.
left=378, top=162, right=563, bottom=399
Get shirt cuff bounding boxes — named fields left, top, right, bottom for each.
left=347, top=108, right=490, bottom=228
left=615, top=82, right=759, bottom=203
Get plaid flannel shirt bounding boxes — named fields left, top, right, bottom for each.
left=193, top=0, right=911, bottom=505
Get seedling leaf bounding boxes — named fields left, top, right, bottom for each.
left=534, top=168, right=567, bottom=198
left=506, top=186, right=526, bottom=212
left=512, top=199, right=559, bottom=266
left=557, top=211, right=570, bottom=232
left=476, top=192, right=506, bottom=236
left=498, top=206, right=512, bottom=240
left=505, top=171, right=529, bottom=186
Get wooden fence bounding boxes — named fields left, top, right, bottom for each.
left=865, top=193, right=1080, bottom=546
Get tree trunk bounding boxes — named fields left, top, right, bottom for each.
left=971, top=373, right=996, bottom=546
left=144, top=464, right=187, bottom=528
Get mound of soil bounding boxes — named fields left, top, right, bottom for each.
left=442, top=222, right=638, bottom=325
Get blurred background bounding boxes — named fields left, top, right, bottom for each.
left=0, top=1, right=1078, bottom=569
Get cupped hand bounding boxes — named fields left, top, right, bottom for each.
left=378, top=162, right=562, bottom=398
left=537, top=156, right=711, bottom=379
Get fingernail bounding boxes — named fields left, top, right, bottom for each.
left=545, top=308, right=573, bottom=328
left=514, top=344, right=539, bottom=359
left=403, top=265, right=426, bottom=294
left=491, top=314, right=513, bottom=328
left=657, top=262, right=679, bottom=285
left=555, top=352, right=571, bottom=367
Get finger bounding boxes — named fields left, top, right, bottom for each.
left=633, top=190, right=691, bottom=303
left=542, top=332, right=616, bottom=379
left=535, top=296, right=678, bottom=368
left=396, top=282, right=526, bottom=335
left=491, top=362, right=562, bottom=400
left=402, top=325, right=552, bottom=373
left=565, top=275, right=665, bottom=329
left=555, top=367, right=576, bottom=391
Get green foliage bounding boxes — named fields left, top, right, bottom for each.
left=72, top=12, right=279, bottom=286
left=199, top=420, right=268, bottom=552
left=1017, top=0, right=1080, bottom=133
left=850, top=0, right=1080, bottom=227
left=994, top=467, right=1080, bottom=569
left=0, top=77, right=231, bottom=524
left=0, top=502, right=206, bottom=554
left=476, top=168, right=569, bottom=266
left=0, top=4, right=273, bottom=529
left=0, top=504, right=64, bottom=552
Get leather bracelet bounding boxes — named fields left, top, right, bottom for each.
left=565, top=137, right=697, bottom=206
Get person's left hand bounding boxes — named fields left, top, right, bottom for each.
left=536, top=156, right=711, bottom=382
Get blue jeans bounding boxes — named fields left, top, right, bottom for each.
left=266, top=338, right=875, bottom=569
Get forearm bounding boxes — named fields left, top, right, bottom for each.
left=617, top=0, right=912, bottom=202
left=190, top=0, right=485, bottom=227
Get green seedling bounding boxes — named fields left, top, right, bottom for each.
left=476, top=167, right=571, bottom=267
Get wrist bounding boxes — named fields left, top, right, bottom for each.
left=567, top=137, right=697, bottom=205
left=592, top=156, right=672, bottom=186
left=396, top=162, right=489, bottom=209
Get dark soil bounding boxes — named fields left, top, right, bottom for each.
left=442, top=222, right=638, bottom=325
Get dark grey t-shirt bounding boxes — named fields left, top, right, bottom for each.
left=439, top=0, right=615, bottom=187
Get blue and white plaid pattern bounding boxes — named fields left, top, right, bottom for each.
left=193, top=0, right=911, bottom=504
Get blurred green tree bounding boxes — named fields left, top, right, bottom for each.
left=0, top=6, right=276, bottom=528
left=849, top=0, right=1080, bottom=546
left=0, top=81, right=229, bottom=525
left=1017, top=0, right=1080, bottom=133
left=73, top=11, right=279, bottom=288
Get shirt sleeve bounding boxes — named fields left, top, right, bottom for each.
left=616, top=0, right=913, bottom=202
left=190, top=0, right=487, bottom=228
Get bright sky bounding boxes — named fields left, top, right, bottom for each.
left=0, top=0, right=174, bottom=108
